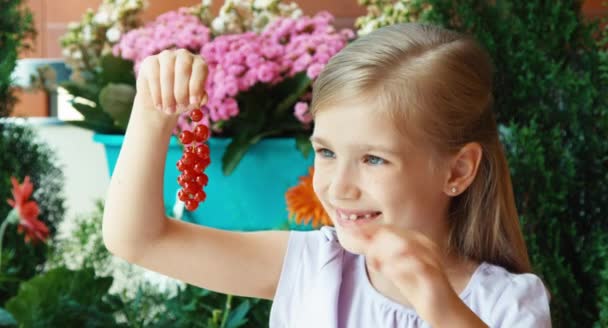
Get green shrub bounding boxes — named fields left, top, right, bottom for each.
left=356, top=1, right=608, bottom=326
left=0, top=0, right=36, bottom=117
left=5, top=266, right=121, bottom=327
left=0, top=121, right=66, bottom=304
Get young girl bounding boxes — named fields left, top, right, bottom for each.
left=102, top=23, right=551, bottom=327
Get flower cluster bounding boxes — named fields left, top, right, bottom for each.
left=174, top=11, right=354, bottom=132
left=113, top=8, right=212, bottom=72
left=355, top=0, right=431, bottom=36
left=210, top=0, right=303, bottom=34
left=60, top=0, right=147, bottom=82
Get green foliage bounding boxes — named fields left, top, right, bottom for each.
left=4, top=267, right=121, bottom=327
left=0, top=0, right=36, bottom=117
left=62, top=54, right=136, bottom=134
left=138, top=285, right=272, bottom=328
left=218, top=71, right=312, bottom=175
left=0, top=122, right=65, bottom=305
left=358, top=0, right=608, bottom=326
left=46, top=200, right=273, bottom=327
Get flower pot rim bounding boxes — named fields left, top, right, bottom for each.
left=92, top=133, right=304, bottom=147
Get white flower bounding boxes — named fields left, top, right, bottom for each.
left=72, top=49, right=83, bottom=59
left=211, top=16, right=226, bottom=33
left=105, top=26, right=121, bottom=43
left=82, top=25, right=93, bottom=43
left=253, top=0, right=274, bottom=10
left=202, top=0, right=213, bottom=6
left=94, top=11, right=110, bottom=25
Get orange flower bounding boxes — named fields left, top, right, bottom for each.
left=6, top=176, right=49, bottom=244
left=285, top=167, right=333, bottom=228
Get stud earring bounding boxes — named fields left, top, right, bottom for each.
left=450, top=186, right=458, bottom=194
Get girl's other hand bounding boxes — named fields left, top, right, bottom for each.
left=135, top=49, right=209, bottom=116
left=355, top=225, right=461, bottom=324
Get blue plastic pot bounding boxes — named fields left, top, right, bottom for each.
left=93, top=133, right=314, bottom=231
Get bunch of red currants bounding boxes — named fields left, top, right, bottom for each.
left=177, top=108, right=210, bottom=211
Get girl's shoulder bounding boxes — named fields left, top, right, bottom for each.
left=465, top=262, right=552, bottom=327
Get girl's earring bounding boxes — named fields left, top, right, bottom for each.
left=450, top=186, right=458, bottom=194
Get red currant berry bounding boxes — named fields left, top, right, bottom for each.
left=195, top=144, right=210, bottom=159
left=194, top=160, right=210, bottom=173
left=194, top=190, right=206, bottom=202
left=176, top=159, right=190, bottom=171
left=190, top=109, right=203, bottom=122
left=185, top=199, right=199, bottom=211
left=183, top=168, right=196, bottom=180
left=177, top=175, right=188, bottom=187
left=182, top=152, right=197, bottom=166
left=196, top=173, right=209, bottom=187
left=178, top=190, right=190, bottom=202
left=184, top=181, right=199, bottom=194
left=194, top=125, right=210, bottom=142
left=179, top=130, right=194, bottom=145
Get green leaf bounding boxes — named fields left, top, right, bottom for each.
left=5, top=267, right=117, bottom=327
left=70, top=102, right=114, bottom=125
left=98, top=83, right=135, bottom=130
left=60, top=80, right=99, bottom=102
left=222, top=134, right=257, bottom=176
left=295, top=133, right=313, bottom=158
left=100, top=55, right=136, bottom=86
left=222, top=129, right=285, bottom=175
left=0, top=308, right=17, bottom=326
left=273, top=72, right=311, bottom=117
left=224, top=300, right=250, bottom=328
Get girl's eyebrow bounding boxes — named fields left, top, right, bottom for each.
left=310, top=136, right=402, bottom=156
left=309, top=136, right=329, bottom=145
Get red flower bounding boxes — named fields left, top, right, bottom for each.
left=6, top=176, right=49, bottom=244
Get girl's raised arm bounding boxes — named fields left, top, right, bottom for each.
left=102, top=49, right=289, bottom=300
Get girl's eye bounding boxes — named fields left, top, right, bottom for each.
left=316, top=148, right=335, bottom=159
left=364, top=155, right=387, bottom=165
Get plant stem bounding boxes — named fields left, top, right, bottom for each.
left=219, top=294, right=234, bottom=328
left=0, top=216, right=12, bottom=273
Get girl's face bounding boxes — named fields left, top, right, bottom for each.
left=311, top=101, right=451, bottom=254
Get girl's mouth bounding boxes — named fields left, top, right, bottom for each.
left=335, top=209, right=382, bottom=226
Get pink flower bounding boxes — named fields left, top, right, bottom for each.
left=294, top=102, right=312, bottom=124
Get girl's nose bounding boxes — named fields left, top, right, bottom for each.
left=329, top=163, right=361, bottom=201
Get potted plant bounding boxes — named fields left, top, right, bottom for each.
left=61, top=0, right=355, bottom=230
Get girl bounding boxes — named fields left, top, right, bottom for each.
left=102, top=23, right=551, bottom=327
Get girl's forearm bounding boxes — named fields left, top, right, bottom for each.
left=102, top=95, right=178, bottom=260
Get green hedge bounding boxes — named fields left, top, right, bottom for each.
left=0, top=122, right=66, bottom=305
left=0, top=0, right=36, bottom=117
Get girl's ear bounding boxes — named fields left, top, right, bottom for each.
left=443, top=142, right=483, bottom=196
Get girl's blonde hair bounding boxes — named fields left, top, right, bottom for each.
left=311, top=23, right=531, bottom=274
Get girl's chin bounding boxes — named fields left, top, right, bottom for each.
left=335, top=230, right=367, bottom=255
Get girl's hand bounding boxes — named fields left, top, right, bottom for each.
left=357, top=225, right=462, bottom=325
left=135, top=49, right=209, bottom=116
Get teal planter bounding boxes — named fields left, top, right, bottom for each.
left=93, top=133, right=314, bottom=231
left=93, top=133, right=183, bottom=217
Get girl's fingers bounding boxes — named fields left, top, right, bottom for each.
left=158, top=50, right=177, bottom=112
left=174, top=49, right=193, bottom=110
left=142, top=56, right=162, bottom=110
left=189, top=56, right=209, bottom=107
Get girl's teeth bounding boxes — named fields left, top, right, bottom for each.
left=349, top=214, right=357, bottom=220
left=364, top=214, right=371, bottom=218
left=340, top=213, right=348, bottom=220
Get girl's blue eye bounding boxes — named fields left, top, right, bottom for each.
left=364, top=155, right=386, bottom=165
left=316, top=148, right=335, bottom=159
